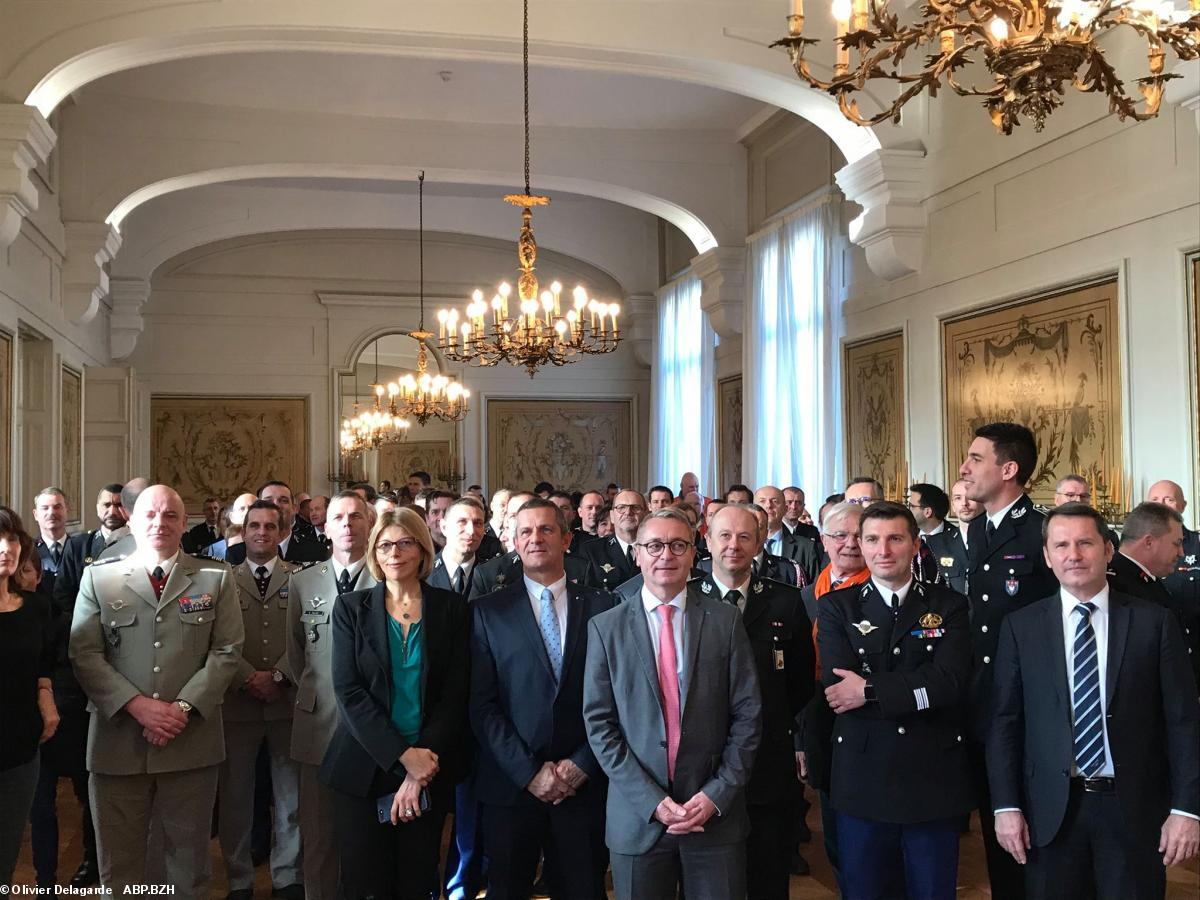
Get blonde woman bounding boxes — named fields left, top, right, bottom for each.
left=320, top=507, right=469, bottom=900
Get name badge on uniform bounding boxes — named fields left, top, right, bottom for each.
left=774, top=649, right=785, bottom=670
left=1005, top=577, right=1019, bottom=596
left=179, top=594, right=215, bottom=614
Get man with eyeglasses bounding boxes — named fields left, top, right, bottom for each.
left=1054, top=474, right=1120, bottom=551
left=583, top=508, right=762, bottom=899
left=692, top=504, right=814, bottom=897
left=470, top=498, right=613, bottom=898
left=580, top=489, right=646, bottom=591
left=844, top=477, right=884, bottom=509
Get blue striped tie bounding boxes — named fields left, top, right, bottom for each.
left=539, top=587, right=563, bottom=683
left=1071, top=602, right=1107, bottom=777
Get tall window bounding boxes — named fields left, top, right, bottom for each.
left=648, top=274, right=717, bottom=491
left=744, top=194, right=842, bottom=499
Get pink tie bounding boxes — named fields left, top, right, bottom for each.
left=656, top=604, right=681, bottom=783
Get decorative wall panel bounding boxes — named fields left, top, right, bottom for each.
left=718, top=375, right=743, bottom=492
left=378, top=441, right=455, bottom=489
left=151, top=396, right=308, bottom=514
left=486, top=399, right=631, bottom=494
left=61, top=366, right=82, bottom=520
left=844, top=332, right=906, bottom=491
left=943, top=279, right=1122, bottom=507
left=0, top=332, right=11, bottom=506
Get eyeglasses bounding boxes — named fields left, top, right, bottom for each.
left=824, top=531, right=860, bottom=544
left=904, top=502, right=925, bottom=510
left=1057, top=492, right=1091, bottom=501
left=376, top=538, right=419, bottom=556
left=613, top=504, right=646, bottom=514
left=846, top=497, right=876, bottom=506
left=635, top=539, right=692, bottom=557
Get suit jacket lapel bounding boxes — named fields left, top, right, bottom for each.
left=1043, top=599, right=1068, bottom=712
left=265, top=563, right=289, bottom=601
left=235, top=563, right=259, bottom=602
left=515, top=584, right=559, bottom=685
left=679, top=588, right=705, bottom=713
left=362, top=583, right=391, bottom=681
left=124, top=561, right=160, bottom=610
left=1106, top=594, right=1130, bottom=704
left=561, top=584, right=588, bottom=688
left=891, top=582, right=929, bottom=644
left=740, top=579, right=768, bottom=631
left=627, top=596, right=664, bottom=718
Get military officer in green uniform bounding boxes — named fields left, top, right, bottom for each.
left=219, top=500, right=304, bottom=900
left=69, top=485, right=244, bottom=900
left=286, top=490, right=377, bottom=900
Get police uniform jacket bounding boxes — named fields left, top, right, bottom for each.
left=36, top=536, right=66, bottom=596
left=965, top=494, right=1058, bottom=737
left=817, top=580, right=973, bottom=824
left=476, top=530, right=504, bottom=564
left=468, top=551, right=597, bottom=600
left=579, top=536, right=639, bottom=590
left=692, top=572, right=814, bottom=807
left=184, top=522, right=221, bottom=555
left=1164, top=527, right=1200, bottom=687
left=224, top=559, right=303, bottom=722
left=68, top=553, right=245, bottom=776
left=285, top=559, right=376, bottom=767
left=226, top=530, right=330, bottom=567
left=924, top=524, right=968, bottom=595
left=1110, top=548, right=1200, bottom=687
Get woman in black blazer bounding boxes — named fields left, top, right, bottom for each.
left=320, top=507, right=470, bottom=900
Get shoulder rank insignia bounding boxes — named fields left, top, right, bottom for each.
left=1186, top=555, right=1196, bottom=565
left=700, top=580, right=713, bottom=594
left=753, top=581, right=764, bottom=594
left=91, top=555, right=125, bottom=566
left=919, top=612, right=943, bottom=628
left=84, top=556, right=93, bottom=564
left=860, top=585, right=870, bottom=597
left=320, top=565, right=329, bottom=574
left=854, top=620, right=879, bottom=635
left=1010, top=506, right=1027, bottom=519
left=600, top=563, right=614, bottom=573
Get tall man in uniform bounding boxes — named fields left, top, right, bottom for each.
left=69, top=485, right=244, bottom=899
left=33, top=486, right=70, bottom=595
left=925, top=480, right=976, bottom=595
left=1148, top=480, right=1200, bottom=688
left=226, top=482, right=327, bottom=566
left=696, top=504, right=814, bottom=899
left=219, top=501, right=303, bottom=900
left=820, top=502, right=974, bottom=900
left=988, top=503, right=1199, bottom=898
left=581, top=489, right=647, bottom=590
left=470, top=499, right=613, bottom=898
left=583, top=508, right=762, bottom=899
left=286, top=490, right=376, bottom=900
left=959, top=422, right=1059, bottom=899
left=430, top=497, right=487, bottom=598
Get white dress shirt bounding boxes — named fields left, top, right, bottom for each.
left=922, top=521, right=946, bottom=537
left=986, top=496, right=1021, bottom=532
left=641, top=587, right=687, bottom=690
left=249, top=555, right=279, bottom=578
left=138, top=549, right=180, bottom=578
left=101, top=525, right=130, bottom=546
left=1061, top=585, right=1115, bottom=779
left=441, top=552, right=476, bottom=589
left=711, top=572, right=751, bottom=612
left=525, top=573, right=568, bottom=640
left=872, top=577, right=913, bottom=608
left=615, top=535, right=634, bottom=561
left=332, top=556, right=366, bottom=587
left=765, top=530, right=785, bottom=557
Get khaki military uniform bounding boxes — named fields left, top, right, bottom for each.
left=218, top=559, right=305, bottom=892
left=285, top=559, right=376, bottom=900
left=69, top=551, right=243, bottom=900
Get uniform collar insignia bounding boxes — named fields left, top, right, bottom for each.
left=1186, top=555, right=1196, bottom=565
left=1010, top=505, right=1027, bottom=519
left=309, top=596, right=325, bottom=608
left=753, top=580, right=764, bottom=594
left=510, top=554, right=519, bottom=563
left=108, top=598, right=127, bottom=610
left=320, top=565, right=328, bottom=574
left=861, top=585, right=870, bottom=597
left=700, top=580, right=713, bottom=594
left=601, top=563, right=614, bottom=573
left=854, top=619, right=879, bottom=635
left=434, top=558, right=443, bottom=568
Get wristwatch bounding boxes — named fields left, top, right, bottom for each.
left=862, top=681, right=877, bottom=703
left=271, top=668, right=288, bottom=684
left=175, top=699, right=193, bottom=714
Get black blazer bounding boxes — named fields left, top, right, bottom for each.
left=183, top=522, right=221, bottom=555
left=469, top=580, right=614, bottom=806
left=987, top=590, right=1200, bottom=847
left=818, top=580, right=974, bottom=823
left=691, top=573, right=814, bottom=806
left=320, top=581, right=470, bottom=798
left=773, top=531, right=821, bottom=585
left=579, top=536, right=639, bottom=590
left=925, top=526, right=969, bottom=596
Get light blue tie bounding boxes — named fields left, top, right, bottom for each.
left=1071, top=602, right=1107, bottom=777
left=539, top=587, right=563, bottom=683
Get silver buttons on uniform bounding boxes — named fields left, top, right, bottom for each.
left=981, top=625, right=988, bottom=633
left=897, top=727, right=906, bottom=735
left=926, top=644, right=933, bottom=652
left=152, top=692, right=160, bottom=699
left=983, top=564, right=990, bottom=572
left=156, top=616, right=163, bottom=623
left=983, top=655, right=991, bottom=664
left=982, top=594, right=989, bottom=602
left=152, top=666, right=160, bottom=673
left=837, top=736, right=843, bottom=743
left=154, top=641, right=162, bottom=648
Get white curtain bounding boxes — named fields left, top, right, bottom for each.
left=648, top=273, right=717, bottom=491
left=743, top=193, right=842, bottom=500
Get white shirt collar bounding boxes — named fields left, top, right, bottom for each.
left=872, top=577, right=913, bottom=606
left=139, top=549, right=180, bottom=576
left=615, top=535, right=634, bottom=558
left=641, top=585, right=687, bottom=615
left=1060, top=583, right=1110, bottom=613
left=248, top=555, right=279, bottom=576
left=101, top=524, right=130, bottom=544
left=987, top=496, right=1021, bottom=530
left=711, top=570, right=752, bottom=605
left=1118, top=551, right=1157, bottom=581
left=524, top=572, right=567, bottom=601
left=332, top=556, right=366, bottom=582
left=922, top=521, right=945, bottom=537
left=441, top=548, right=476, bottom=572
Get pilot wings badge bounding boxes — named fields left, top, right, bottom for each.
left=854, top=620, right=879, bottom=635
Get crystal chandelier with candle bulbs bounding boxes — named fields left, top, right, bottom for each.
left=773, top=0, right=1200, bottom=133
left=435, top=0, right=621, bottom=377
left=339, top=341, right=410, bottom=454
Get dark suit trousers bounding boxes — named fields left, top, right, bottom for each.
left=481, top=793, right=606, bottom=900
left=969, top=740, right=1025, bottom=900
left=610, top=833, right=746, bottom=900
left=836, top=812, right=959, bottom=900
left=333, top=785, right=448, bottom=900
left=747, top=803, right=790, bottom=900
left=1026, top=784, right=1165, bottom=900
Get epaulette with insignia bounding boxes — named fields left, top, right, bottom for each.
left=295, top=560, right=319, bottom=570
left=90, top=555, right=126, bottom=566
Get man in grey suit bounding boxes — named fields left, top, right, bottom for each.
left=583, top=508, right=762, bottom=899
left=286, top=490, right=376, bottom=900
left=219, top=501, right=303, bottom=900
left=69, top=485, right=244, bottom=900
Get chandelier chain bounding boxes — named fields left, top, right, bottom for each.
left=523, top=0, right=531, bottom=196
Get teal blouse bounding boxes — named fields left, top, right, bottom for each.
left=386, top=615, right=423, bottom=745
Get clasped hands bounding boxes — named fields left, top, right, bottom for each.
left=654, top=792, right=717, bottom=835
left=527, top=760, right=588, bottom=804
left=126, top=695, right=188, bottom=747
left=243, top=669, right=282, bottom=702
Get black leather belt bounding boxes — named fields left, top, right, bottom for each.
left=1071, top=776, right=1116, bottom=794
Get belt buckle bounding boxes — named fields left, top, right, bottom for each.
left=1081, top=777, right=1113, bottom=793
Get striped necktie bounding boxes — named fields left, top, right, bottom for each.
left=539, top=588, right=562, bottom=683
left=1071, top=602, right=1107, bottom=777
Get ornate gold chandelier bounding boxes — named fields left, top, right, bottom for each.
left=339, top=341, right=410, bottom=454
left=773, top=0, right=1200, bottom=133
left=435, top=0, right=621, bottom=377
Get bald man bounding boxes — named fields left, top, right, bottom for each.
left=1147, top=480, right=1200, bottom=686
left=205, top=492, right=257, bottom=561
left=69, top=486, right=244, bottom=899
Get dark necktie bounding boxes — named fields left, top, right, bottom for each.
left=51, top=542, right=62, bottom=568
left=725, top=589, right=743, bottom=610
left=1072, top=602, right=1106, bottom=777
left=255, top=565, right=270, bottom=598
left=985, top=520, right=997, bottom=549
left=891, top=593, right=901, bottom=621
left=149, top=566, right=166, bottom=600
left=625, top=545, right=636, bottom=569
left=336, top=568, right=355, bottom=595
left=452, top=566, right=466, bottom=596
